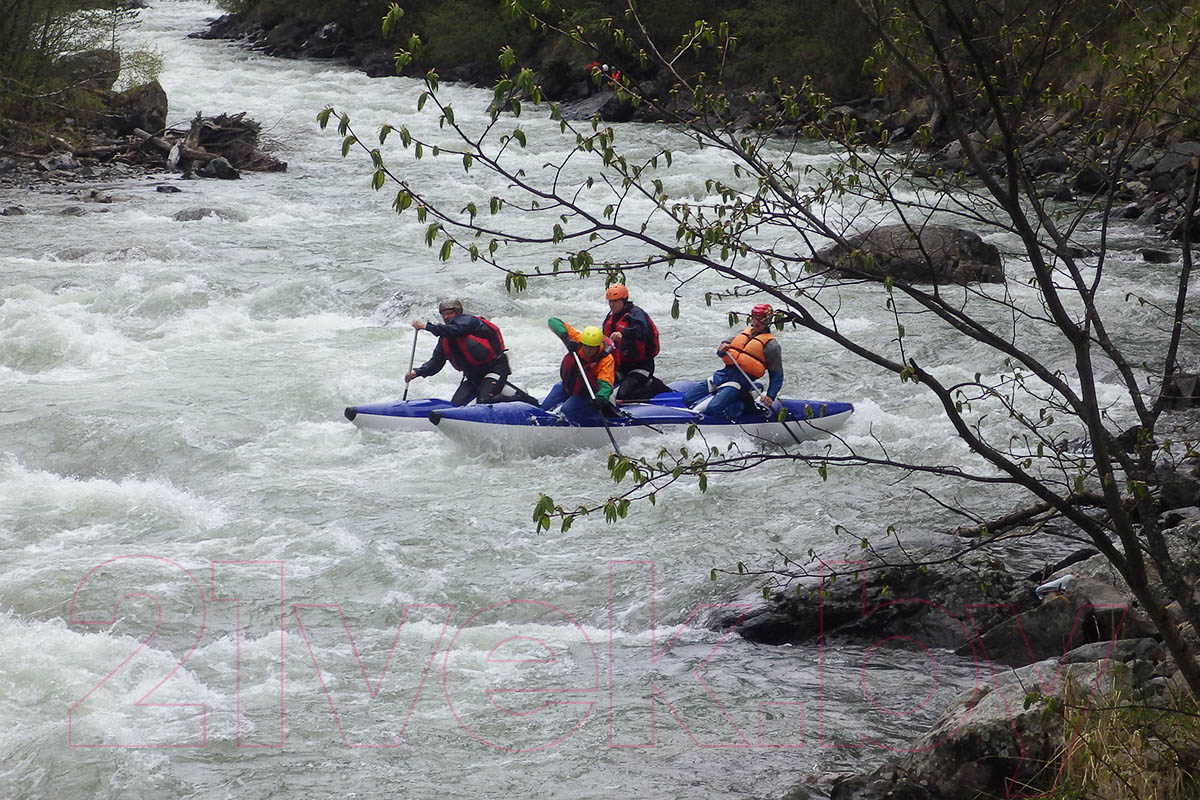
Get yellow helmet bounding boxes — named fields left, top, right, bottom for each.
left=580, top=326, right=604, bottom=347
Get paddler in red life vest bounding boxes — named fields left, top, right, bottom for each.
left=602, top=283, right=671, bottom=402
left=405, top=298, right=539, bottom=406
left=540, top=318, right=617, bottom=419
left=682, top=303, right=784, bottom=419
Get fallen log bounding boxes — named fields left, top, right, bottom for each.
left=73, top=144, right=129, bottom=159
left=132, top=128, right=216, bottom=163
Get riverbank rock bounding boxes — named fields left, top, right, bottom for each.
left=101, top=80, right=169, bottom=136
left=729, top=548, right=1020, bottom=650
left=53, top=48, right=121, bottom=91
left=829, top=658, right=1110, bottom=799
left=812, top=224, right=1005, bottom=284
left=965, top=574, right=1157, bottom=667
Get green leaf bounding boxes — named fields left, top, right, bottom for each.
left=341, top=135, right=356, bottom=157
left=381, top=3, right=404, bottom=38
left=499, top=46, right=516, bottom=73
left=316, top=107, right=333, bottom=128
left=371, top=169, right=386, bottom=190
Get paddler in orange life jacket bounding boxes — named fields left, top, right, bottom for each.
left=682, top=303, right=784, bottom=419
left=602, top=283, right=671, bottom=402
left=540, top=318, right=617, bottom=420
left=405, top=298, right=538, bottom=406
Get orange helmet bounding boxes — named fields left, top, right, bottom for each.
left=606, top=284, right=629, bottom=301
left=750, top=303, right=773, bottom=320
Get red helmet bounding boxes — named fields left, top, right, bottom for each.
left=606, top=284, right=629, bottom=301
left=750, top=303, right=773, bottom=320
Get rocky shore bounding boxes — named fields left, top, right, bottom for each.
left=1, top=40, right=286, bottom=211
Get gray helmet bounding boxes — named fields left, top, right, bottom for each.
left=438, top=298, right=464, bottom=314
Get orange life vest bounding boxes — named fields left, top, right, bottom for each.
left=722, top=327, right=774, bottom=378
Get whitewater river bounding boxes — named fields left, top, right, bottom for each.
left=0, top=2, right=1175, bottom=798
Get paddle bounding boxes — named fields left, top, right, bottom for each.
left=570, top=348, right=623, bottom=457
left=724, top=353, right=806, bottom=447
left=402, top=329, right=420, bottom=401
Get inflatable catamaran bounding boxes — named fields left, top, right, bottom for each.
left=344, top=382, right=853, bottom=450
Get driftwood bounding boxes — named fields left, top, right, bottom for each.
left=951, top=492, right=1107, bottom=538
left=167, top=111, right=287, bottom=172
left=133, top=127, right=217, bottom=163
left=73, top=144, right=129, bottom=159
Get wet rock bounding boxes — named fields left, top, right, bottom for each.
left=156, top=184, right=182, bottom=193
left=37, top=152, right=76, bottom=172
left=102, top=79, right=169, bottom=136
left=1, top=206, right=28, bottom=216
left=1140, top=247, right=1173, bottom=263
left=1073, top=165, right=1109, bottom=193
left=196, top=156, right=240, bottom=179
left=829, top=659, right=1111, bottom=800
left=172, top=207, right=247, bottom=222
left=731, top=548, right=1017, bottom=649
left=1162, top=372, right=1200, bottom=410
left=1152, top=141, right=1200, bottom=176
left=813, top=224, right=1005, bottom=284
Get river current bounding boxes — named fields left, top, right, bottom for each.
left=0, top=2, right=1175, bottom=798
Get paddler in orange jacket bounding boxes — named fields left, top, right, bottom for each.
left=682, top=303, right=784, bottom=419
left=540, top=318, right=617, bottom=419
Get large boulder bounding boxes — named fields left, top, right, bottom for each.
left=729, top=548, right=1018, bottom=650
left=101, top=80, right=169, bottom=136
left=830, top=658, right=1111, bottom=799
left=814, top=224, right=1005, bottom=284
left=53, top=48, right=121, bottom=91
left=965, top=576, right=1157, bottom=668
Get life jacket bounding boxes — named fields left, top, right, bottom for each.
left=602, top=305, right=660, bottom=367
left=560, top=339, right=614, bottom=396
left=440, top=315, right=505, bottom=371
left=722, top=327, right=774, bottom=379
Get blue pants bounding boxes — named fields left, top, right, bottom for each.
left=541, top=383, right=601, bottom=420
left=683, top=365, right=752, bottom=420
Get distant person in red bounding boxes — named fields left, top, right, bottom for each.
left=602, top=284, right=669, bottom=401
left=406, top=298, right=537, bottom=406
left=586, top=62, right=622, bottom=87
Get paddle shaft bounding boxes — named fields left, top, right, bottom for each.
left=725, top=353, right=806, bottom=447
left=402, top=329, right=420, bottom=401
left=571, top=349, right=622, bottom=456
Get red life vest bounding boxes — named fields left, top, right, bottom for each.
left=559, top=340, right=614, bottom=396
left=722, top=327, right=774, bottom=378
left=602, top=305, right=659, bottom=368
left=440, top=316, right=505, bottom=371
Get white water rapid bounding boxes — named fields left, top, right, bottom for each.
left=1, top=2, right=1172, bottom=798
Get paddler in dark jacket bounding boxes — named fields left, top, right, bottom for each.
left=405, top=298, right=537, bottom=406
left=540, top=318, right=617, bottom=420
left=682, top=303, right=784, bottom=419
left=602, top=283, right=670, bottom=402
